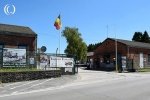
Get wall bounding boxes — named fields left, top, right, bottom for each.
left=0, top=34, right=36, bottom=51
left=93, top=39, right=150, bottom=70
left=0, top=70, right=61, bottom=83
left=0, top=33, right=37, bottom=68
left=93, top=39, right=128, bottom=69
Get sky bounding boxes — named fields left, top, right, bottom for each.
left=0, top=0, right=150, bottom=53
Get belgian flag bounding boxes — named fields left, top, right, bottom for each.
left=54, top=14, right=61, bottom=30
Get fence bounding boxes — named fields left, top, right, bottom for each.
left=0, top=51, right=77, bottom=83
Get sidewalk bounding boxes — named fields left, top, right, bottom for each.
left=76, top=67, right=150, bottom=82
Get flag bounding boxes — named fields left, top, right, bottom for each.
left=54, top=14, right=61, bottom=30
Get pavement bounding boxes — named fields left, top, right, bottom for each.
left=0, top=67, right=150, bottom=96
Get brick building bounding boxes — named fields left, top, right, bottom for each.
left=0, top=24, right=37, bottom=67
left=93, top=38, right=150, bottom=71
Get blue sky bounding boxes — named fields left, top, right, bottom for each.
left=0, top=0, right=150, bottom=53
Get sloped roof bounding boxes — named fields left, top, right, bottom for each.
left=109, top=38, right=150, bottom=49
left=0, top=23, right=37, bottom=36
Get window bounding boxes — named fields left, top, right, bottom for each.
left=18, top=45, right=27, bottom=49
left=148, top=54, right=150, bottom=63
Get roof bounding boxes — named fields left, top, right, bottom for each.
left=0, top=23, right=37, bottom=36
left=109, top=38, right=150, bottom=49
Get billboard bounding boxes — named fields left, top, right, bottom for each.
left=50, top=56, right=74, bottom=67
left=39, top=55, right=74, bottom=69
left=3, top=48, right=26, bottom=67
left=40, top=54, right=49, bottom=69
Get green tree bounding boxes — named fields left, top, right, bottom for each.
left=132, top=32, right=143, bottom=42
left=87, top=42, right=101, bottom=52
left=141, top=31, right=149, bottom=43
left=95, top=42, right=101, bottom=49
left=87, top=44, right=95, bottom=52
left=62, top=27, right=87, bottom=61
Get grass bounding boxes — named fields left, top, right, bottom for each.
left=0, top=67, right=40, bottom=72
left=138, top=68, right=150, bottom=72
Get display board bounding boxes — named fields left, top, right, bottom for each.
left=3, top=48, right=26, bottom=67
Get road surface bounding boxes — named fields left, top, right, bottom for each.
left=0, top=68, right=150, bottom=100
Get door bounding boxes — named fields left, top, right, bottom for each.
left=139, top=53, right=144, bottom=68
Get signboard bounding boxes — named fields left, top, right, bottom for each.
left=40, top=55, right=49, bottom=66
left=49, top=56, right=74, bottom=67
left=122, top=56, right=126, bottom=68
left=30, top=58, right=35, bottom=65
left=3, top=48, right=26, bottom=67
left=39, top=55, right=74, bottom=68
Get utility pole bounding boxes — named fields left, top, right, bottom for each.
left=115, top=28, right=118, bottom=72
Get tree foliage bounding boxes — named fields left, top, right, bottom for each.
left=141, top=31, right=149, bottom=43
left=132, top=31, right=150, bottom=43
left=87, top=42, right=101, bottom=52
left=62, top=27, right=87, bottom=61
left=132, top=32, right=143, bottom=42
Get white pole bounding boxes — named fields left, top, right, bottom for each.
left=59, top=30, right=61, bottom=54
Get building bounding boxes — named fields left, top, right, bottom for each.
left=93, top=38, right=150, bottom=71
left=0, top=23, right=37, bottom=67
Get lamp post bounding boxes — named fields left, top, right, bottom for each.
left=56, top=48, right=58, bottom=69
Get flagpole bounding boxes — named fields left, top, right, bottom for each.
left=59, top=29, right=61, bottom=54
left=54, top=14, right=62, bottom=69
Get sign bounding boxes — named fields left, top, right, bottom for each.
left=39, top=55, right=74, bottom=68
left=50, top=56, right=74, bottom=67
left=3, top=48, right=26, bottom=67
left=122, top=56, right=126, bottom=68
left=40, top=54, right=48, bottom=64
left=30, top=58, right=34, bottom=65
left=41, top=46, right=47, bottom=52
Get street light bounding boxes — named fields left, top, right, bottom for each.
left=56, top=48, right=58, bottom=68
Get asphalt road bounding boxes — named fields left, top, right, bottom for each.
left=0, top=68, right=150, bottom=100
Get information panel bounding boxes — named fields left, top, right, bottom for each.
left=3, top=48, right=26, bottom=67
